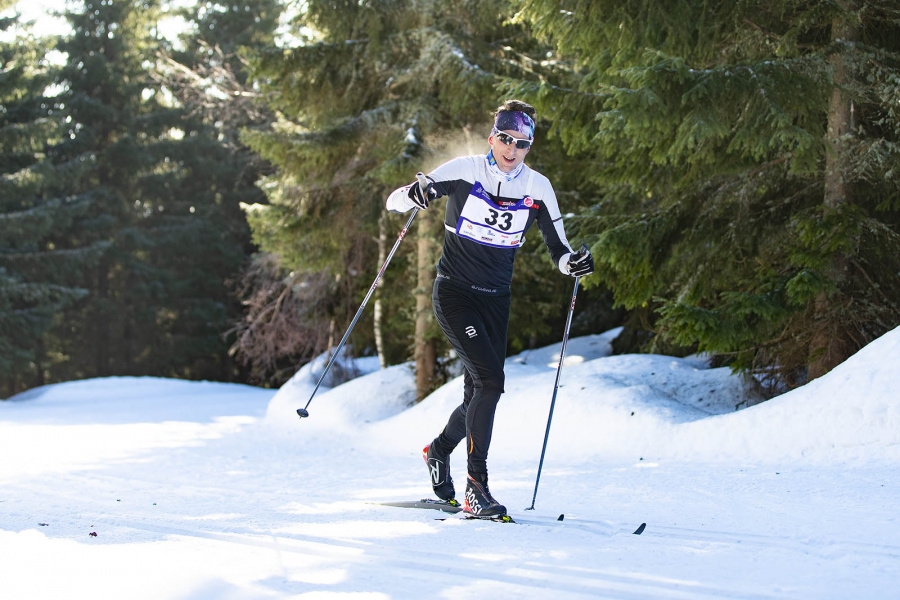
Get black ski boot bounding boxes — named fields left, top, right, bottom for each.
left=423, top=443, right=455, bottom=501
left=463, top=472, right=507, bottom=518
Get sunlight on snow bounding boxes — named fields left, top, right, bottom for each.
left=0, top=417, right=254, bottom=483
left=274, top=520, right=436, bottom=541
left=281, top=501, right=373, bottom=516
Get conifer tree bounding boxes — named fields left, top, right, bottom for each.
left=0, top=7, right=104, bottom=393
left=155, top=0, right=285, bottom=382
left=154, top=0, right=286, bottom=385
left=44, top=0, right=156, bottom=379
left=163, top=0, right=280, bottom=161
left=41, top=0, right=254, bottom=383
left=514, top=0, right=900, bottom=390
left=240, top=0, right=563, bottom=392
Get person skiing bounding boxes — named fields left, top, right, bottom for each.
left=385, top=99, right=594, bottom=519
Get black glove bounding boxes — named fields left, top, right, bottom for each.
left=566, top=245, right=594, bottom=277
left=407, top=176, right=437, bottom=209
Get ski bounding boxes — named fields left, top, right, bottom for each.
left=375, top=498, right=516, bottom=523
left=375, top=498, right=645, bottom=531
left=376, top=498, right=463, bottom=513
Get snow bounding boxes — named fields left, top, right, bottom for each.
left=2, top=327, right=900, bottom=599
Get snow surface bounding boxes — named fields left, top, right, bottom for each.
left=2, top=327, right=900, bottom=599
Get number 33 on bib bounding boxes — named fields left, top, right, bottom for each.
left=456, top=182, right=533, bottom=248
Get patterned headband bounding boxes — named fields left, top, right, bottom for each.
left=494, top=110, right=535, bottom=140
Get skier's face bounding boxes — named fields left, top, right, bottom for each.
left=489, top=129, right=531, bottom=172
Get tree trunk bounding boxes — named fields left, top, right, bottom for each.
left=414, top=207, right=438, bottom=401
left=808, top=3, right=858, bottom=381
left=35, top=339, right=46, bottom=388
left=95, top=258, right=111, bottom=377
left=823, top=10, right=855, bottom=211
left=327, top=317, right=336, bottom=356
left=374, top=212, right=388, bottom=369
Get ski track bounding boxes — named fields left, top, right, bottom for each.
left=15, top=469, right=900, bottom=567
left=4, top=491, right=634, bottom=599
left=11, top=509, right=792, bottom=600
left=643, top=524, right=900, bottom=561
left=4, top=472, right=863, bottom=600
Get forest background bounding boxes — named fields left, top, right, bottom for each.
left=2, top=0, right=898, bottom=401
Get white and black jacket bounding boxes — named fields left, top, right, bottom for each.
left=386, top=154, right=575, bottom=295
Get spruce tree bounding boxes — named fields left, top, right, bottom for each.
left=0, top=7, right=104, bottom=394
left=163, top=0, right=280, bottom=161
left=514, top=0, right=900, bottom=390
left=150, top=0, right=284, bottom=384
left=40, top=0, right=255, bottom=383
left=43, top=0, right=155, bottom=379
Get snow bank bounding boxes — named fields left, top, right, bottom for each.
left=264, top=357, right=416, bottom=434
left=667, top=325, right=900, bottom=463
left=0, top=378, right=273, bottom=483
left=5, top=377, right=272, bottom=424
left=369, top=350, right=759, bottom=466
left=265, top=326, right=900, bottom=466
left=507, top=329, right=622, bottom=368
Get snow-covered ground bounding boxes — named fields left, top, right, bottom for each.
left=2, top=327, right=899, bottom=599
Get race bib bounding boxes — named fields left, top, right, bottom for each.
left=455, top=181, right=532, bottom=248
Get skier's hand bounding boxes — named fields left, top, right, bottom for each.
left=566, top=245, right=594, bottom=277
left=408, top=175, right=437, bottom=209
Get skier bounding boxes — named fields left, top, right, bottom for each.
left=385, top=100, right=594, bottom=518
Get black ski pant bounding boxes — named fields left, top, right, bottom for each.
left=431, top=277, right=510, bottom=477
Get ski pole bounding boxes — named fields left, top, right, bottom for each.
left=296, top=173, right=429, bottom=419
left=526, top=243, right=587, bottom=510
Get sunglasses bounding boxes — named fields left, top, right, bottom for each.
left=492, top=129, right=533, bottom=150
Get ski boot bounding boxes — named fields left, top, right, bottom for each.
left=423, top=443, right=455, bottom=501
left=463, top=472, right=507, bottom=518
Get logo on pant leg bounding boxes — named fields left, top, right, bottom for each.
left=465, top=325, right=477, bottom=338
